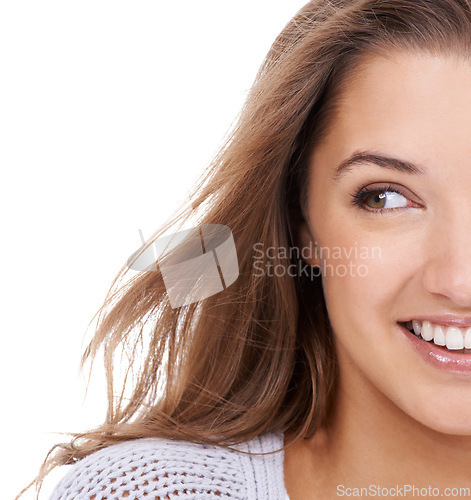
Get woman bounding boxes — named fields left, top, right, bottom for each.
left=21, top=0, right=471, bottom=498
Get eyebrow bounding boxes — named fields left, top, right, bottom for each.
left=332, top=151, right=428, bottom=181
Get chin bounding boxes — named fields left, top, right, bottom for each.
left=423, top=419, right=471, bottom=437
left=407, top=397, right=471, bottom=436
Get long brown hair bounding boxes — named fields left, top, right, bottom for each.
left=21, top=0, right=471, bottom=497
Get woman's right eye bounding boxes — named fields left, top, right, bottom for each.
left=363, top=190, right=408, bottom=210
left=350, top=184, right=413, bottom=213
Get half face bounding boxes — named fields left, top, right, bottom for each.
left=299, top=50, right=471, bottom=434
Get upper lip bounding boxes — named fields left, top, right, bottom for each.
left=399, top=315, right=471, bottom=328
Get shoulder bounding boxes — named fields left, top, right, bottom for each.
left=49, top=431, right=287, bottom=500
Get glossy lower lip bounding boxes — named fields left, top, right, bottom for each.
left=397, top=322, right=471, bottom=374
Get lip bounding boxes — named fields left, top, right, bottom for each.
left=397, top=322, right=471, bottom=374
left=398, top=315, right=471, bottom=328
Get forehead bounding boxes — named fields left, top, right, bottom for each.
left=314, top=50, right=471, bottom=171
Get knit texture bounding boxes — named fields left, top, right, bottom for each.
left=49, top=431, right=290, bottom=499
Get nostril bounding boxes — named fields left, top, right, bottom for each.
left=422, top=262, right=471, bottom=308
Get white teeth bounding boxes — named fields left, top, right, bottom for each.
left=407, top=320, right=471, bottom=350
left=412, top=320, right=422, bottom=335
left=446, top=327, right=464, bottom=350
left=466, top=328, right=471, bottom=349
left=433, top=325, right=446, bottom=346
left=421, top=320, right=434, bottom=341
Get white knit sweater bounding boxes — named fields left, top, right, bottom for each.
left=49, top=431, right=290, bottom=499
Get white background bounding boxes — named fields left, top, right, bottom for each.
left=1, top=1, right=308, bottom=498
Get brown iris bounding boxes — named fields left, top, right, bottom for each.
left=365, top=191, right=387, bottom=209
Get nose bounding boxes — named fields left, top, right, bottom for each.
left=422, top=212, right=471, bottom=307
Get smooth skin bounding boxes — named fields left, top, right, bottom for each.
left=285, top=50, right=471, bottom=498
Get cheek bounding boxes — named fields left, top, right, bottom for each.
left=316, top=224, right=416, bottom=344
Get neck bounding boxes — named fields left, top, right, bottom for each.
left=304, top=359, right=471, bottom=495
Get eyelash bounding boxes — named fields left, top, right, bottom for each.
left=350, top=184, right=408, bottom=214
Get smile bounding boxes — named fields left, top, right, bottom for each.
left=404, top=320, right=471, bottom=351
left=397, top=319, right=471, bottom=374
